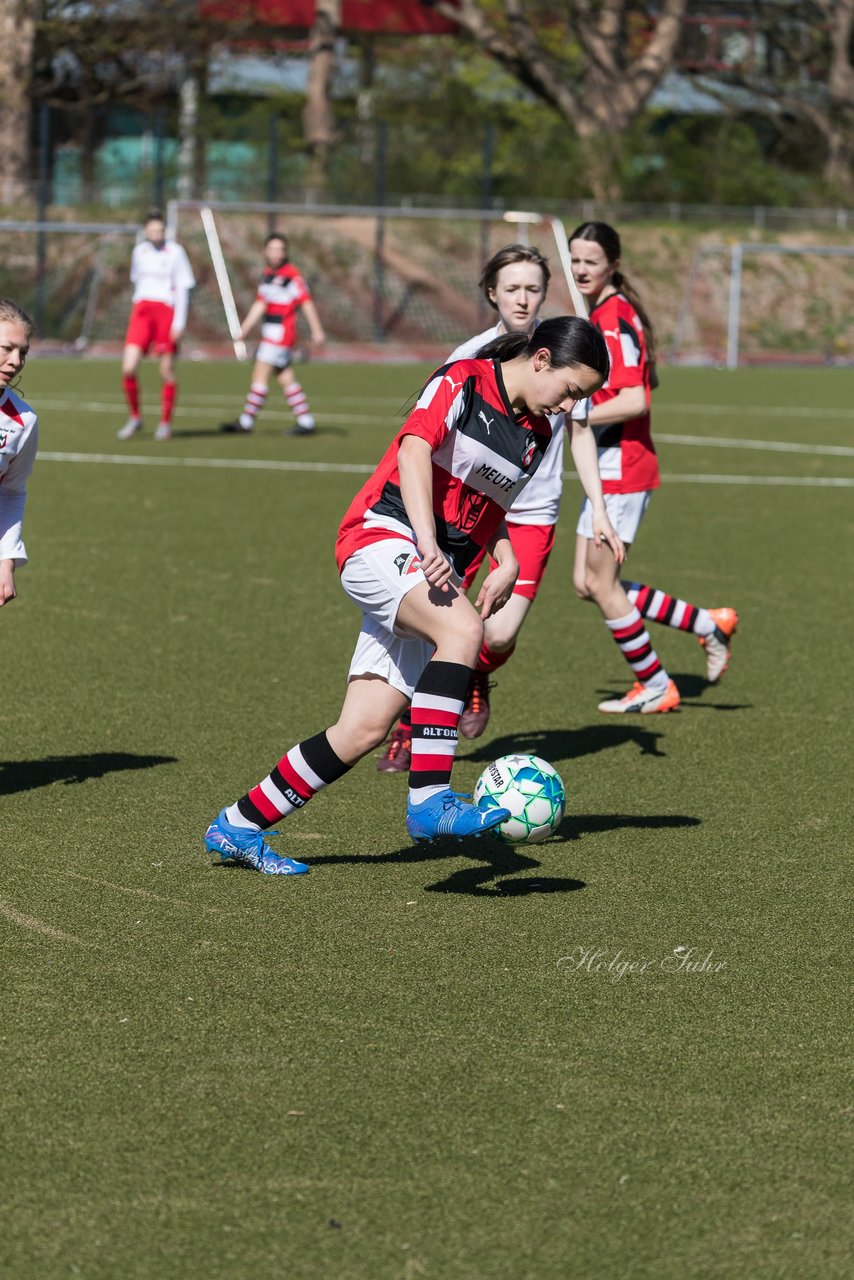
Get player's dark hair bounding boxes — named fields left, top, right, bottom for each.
left=265, top=232, right=288, bottom=247
left=144, top=209, right=164, bottom=224
left=568, top=220, right=657, bottom=372
left=0, top=298, right=35, bottom=338
left=480, top=244, right=551, bottom=310
left=477, top=315, right=609, bottom=382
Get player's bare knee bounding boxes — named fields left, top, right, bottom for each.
left=573, top=570, right=593, bottom=601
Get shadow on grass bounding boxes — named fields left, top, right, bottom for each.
left=0, top=752, right=177, bottom=795
left=460, top=722, right=667, bottom=766
left=293, top=810, right=701, bottom=897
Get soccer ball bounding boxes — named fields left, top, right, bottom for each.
left=474, top=754, right=566, bottom=845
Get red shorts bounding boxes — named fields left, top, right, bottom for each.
left=125, top=301, right=177, bottom=355
left=461, top=521, right=556, bottom=602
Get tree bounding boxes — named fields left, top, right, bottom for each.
left=303, top=0, right=341, bottom=195
left=0, top=0, right=36, bottom=204
left=431, top=0, right=688, bottom=197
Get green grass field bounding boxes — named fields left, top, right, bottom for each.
left=2, top=357, right=852, bottom=1279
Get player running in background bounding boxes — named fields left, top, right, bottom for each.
left=117, top=211, right=195, bottom=443
left=220, top=232, right=325, bottom=437
left=377, top=244, right=624, bottom=772
left=203, top=317, right=610, bottom=875
left=0, top=300, right=38, bottom=606
left=569, top=221, right=738, bottom=714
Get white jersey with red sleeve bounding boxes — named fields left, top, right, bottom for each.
left=0, top=388, right=38, bottom=566
left=448, top=324, right=590, bottom=527
left=130, top=240, right=196, bottom=332
left=336, top=358, right=552, bottom=577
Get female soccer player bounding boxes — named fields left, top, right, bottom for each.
left=117, top=211, right=196, bottom=443
left=0, top=300, right=38, bottom=605
left=220, top=232, right=325, bottom=437
left=204, top=316, right=610, bottom=875
left=569, top=221, right=738, bottom=713
left=378, top=244, right=624, bottom=771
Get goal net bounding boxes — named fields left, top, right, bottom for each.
left=168, top=200, right=588, bottom=359
left=669, top=242, right=854, bottom=367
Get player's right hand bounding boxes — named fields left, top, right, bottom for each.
left=417, top=539, right=453, bottom=593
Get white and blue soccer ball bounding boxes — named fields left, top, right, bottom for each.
left=474, top=754, right=566, bottom=845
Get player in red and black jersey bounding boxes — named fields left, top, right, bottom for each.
left=202, top=317, right=610, bottom=876
left=569, top=222, right=739, bottom=714
left=220, top=233, right=326, bottom=438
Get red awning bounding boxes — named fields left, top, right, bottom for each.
left=201, top=1, right=459, bottom=35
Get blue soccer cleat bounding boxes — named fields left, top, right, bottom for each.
left=203, top=809, right=310, bottom=876
left=405, top=788, right=510, bottom=843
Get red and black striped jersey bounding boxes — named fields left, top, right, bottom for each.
left=336, top=358, right=553, bottom=576
left=256, top=262, right=312, bottom=348
left=589, top=292, right=659, bottom=494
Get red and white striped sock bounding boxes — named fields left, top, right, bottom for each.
left=285, top=382, right=310, bottom=420
left=475, top=638, right=515, bottom=674
left=605, top=608, right=669, bottom=691
left=408, top=660, right=470, bottom=804
left=239, top=382, right=268, bottom=430
left=227, top=731, right=351, bottom=831
left=623, top=581, right=715, bottom=638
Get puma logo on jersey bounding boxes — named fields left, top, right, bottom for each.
left=478, top=409, right=494, bottom=434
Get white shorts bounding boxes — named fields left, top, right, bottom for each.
left=576, top=490, right=651, bottom=545
left=340, top=538, right=435, bottom=699
left=256, top=340, right=293, bottom=370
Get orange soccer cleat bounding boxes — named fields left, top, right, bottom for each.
left=700, top=607, right=739, bottom=683
left=598, top=679, right=681, bottom=715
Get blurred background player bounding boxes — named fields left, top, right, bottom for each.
left=378, top=244, right=623, bottom=771
left=117, top=211, right=195, bottom=443
left=569, top=220, right=738, bottom=714
left=203, top=317, right=609, bottom=875
left=0, top=300, right=38, bottom=606
left=220, top=232, right=325, bottom=437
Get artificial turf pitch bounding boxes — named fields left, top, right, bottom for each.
left=2, top=358, right=851, bottom=1279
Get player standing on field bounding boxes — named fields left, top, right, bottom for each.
left=377, top=244, right=624, bottom=771
left=203, top=317, right=610, bottom=876
left=220, top=232, right=325, bottom=437
left=117, top=211, right=196, bottom=443
left=569, top=221, right=738, bottom=714
left=0, top=301, right=38, bottom=606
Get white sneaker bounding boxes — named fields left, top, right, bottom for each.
left=153, top=422, right=172, bottom=442
left=598, top=679, right=681, bottom=715
left=117, top=417, right=142, bottom=441
left=296, top=413, right=315, bottom=430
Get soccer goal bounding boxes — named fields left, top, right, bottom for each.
left=670, top=241, right=854, bottom=367
left=167, top=199, right=592, bottom=357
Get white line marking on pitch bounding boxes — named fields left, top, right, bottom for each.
left=0, top=896, right=93, bottom=945
left=656, top=433, right=854, bottom=457
left=36, top=451, right=854, bottom=487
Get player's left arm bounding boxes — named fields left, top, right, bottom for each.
left=587, top=385, right=646, bottom=426
left=0, top=417, right=39, bottom=604
left=477, top=522, right=519, bottom=619
left=568, top=413, right=625, bottom=564
left=299, top=298, right=326, bottom=348
left=170, top=246, right=196, bottom=340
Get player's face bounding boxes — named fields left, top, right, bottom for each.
left=264, top=238, right=288, bottom=268
left=526, top=353, right=603, bottom=417
left=570, top=239, right=616, bottom=303
left=0, top=321, right=30, bottom=388
left=145, top=219, right=166, bottom=248
left=490, top=262, right=546, bottom=333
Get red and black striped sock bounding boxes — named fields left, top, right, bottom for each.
left=228, top=731, right=351, bottom=830
left=623, top=581, right=714, bottom=638
left=408, top=660, right=470, bottom=804
left=605, top=608, right=669, bottom=690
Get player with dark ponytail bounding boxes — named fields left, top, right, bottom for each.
left=569, top=221, right=738, bottom=714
